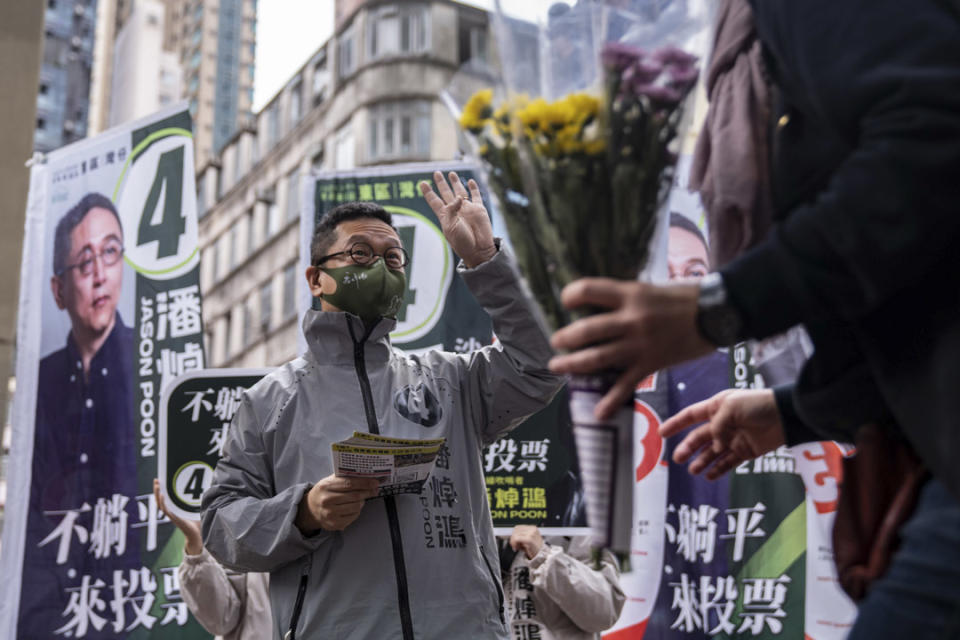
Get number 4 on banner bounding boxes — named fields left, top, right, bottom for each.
left=138, top=146, right=185, bottom=259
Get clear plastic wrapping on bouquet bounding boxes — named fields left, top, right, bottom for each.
left=446, top=0, right=715, bottom=554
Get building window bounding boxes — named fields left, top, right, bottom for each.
left=222, top=314, right=233, bottom=360
left=289, top=80, right=302, bottom=127
left=368, top=4, right=429, bottom=60
left=37, top=118, right=46, bottom=130
left=230, top=222, right=243, bottom=269
left=246, top=208, right=256, bottom=254
left=459, top=21, right=488, bottom=65
left=337, top=22, right=356, bottom=79
left=283, top=262, right=297, bottom=319
left=260, top=279, right=273, bottom=332
left=312, top=49, right=328, bottom=106
left=215, top=233, right=230, bottom=281
left=286, top=168, right=301, bottom=222
left=242, top=296, right=254, bottom=347
left=368, top=100, right=431, bottom=162
left=311, top=146, right=325, bottom=172
left=267, top=201, right=281, bottom=237
left=334, top=123, right=355, bottom=170
left=267, top=104, right=279, bottom=148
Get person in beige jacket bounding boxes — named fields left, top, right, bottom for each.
left=154, top=480, right=270, bottom=640
left=501, top=526, right=626, bottom=640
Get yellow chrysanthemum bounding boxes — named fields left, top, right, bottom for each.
left=459, top=88, right=494, bottom=133
left=584, top=138, right=607, bottom=155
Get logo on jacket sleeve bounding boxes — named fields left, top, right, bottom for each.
left=393, top=384, right=442, bottom=427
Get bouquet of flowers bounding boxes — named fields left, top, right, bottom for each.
left=455, top=1, right=713, bottom=553
left=459, top=43, right=699, bottom=330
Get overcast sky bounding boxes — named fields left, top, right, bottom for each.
left=253, top=0, right=560, bottom=110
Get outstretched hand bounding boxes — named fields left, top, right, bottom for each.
left=153, top=478, right=203, bottom=555
left=549, top=278, right=713, bottom=419
left=659, top=389, right=786, bottom=480
left=419, top=171, right=497, bottom=268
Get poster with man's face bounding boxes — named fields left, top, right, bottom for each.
left=0, top=107, right=210, bottom=639
left=606, top=158, right=857, bottom=639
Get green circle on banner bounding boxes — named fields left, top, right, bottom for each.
left=172, top=460, right=214, bottom=508
left=113, top=127, right=198, bottom=277
left=385, top=205, right=451, bottom=340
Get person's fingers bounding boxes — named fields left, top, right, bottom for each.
left=552, top=313, right=631, bottom=354
left=548, top=340, right=631, bottom=375
left=688, top=444, right=724, bottom=476
left=445, top=196, right=464, bottom=218
left=594, top=364, right=646, bottom=421
left=433, top=170, right=456, bottom=204
left=705, top=451, right=741, bottom=480
left=324, top=476, right=380, bottom=493
left=153, top=479, right=171, bottom=517
left=467, top=178, right=483, bottom=204
left=419, top=181, right=447, bottom=217
left=671, top=423, right=715, bottom=464
left=559, top=278, right=628, bottom=313
left=709, top=404, right=739, bottom=454
left=660, top=400, right=714, bottom=439
left=325, top=490, right=377, bottom=507
left=449, top=171, right=469, bottom=200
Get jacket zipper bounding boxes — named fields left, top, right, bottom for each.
left=479, top=543, right=506, bottom=625
left=284, top=558, right=312, bottom=640
left=348, top=318, right=415, bottom=640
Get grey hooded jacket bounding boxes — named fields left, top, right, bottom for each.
left=201, top=246, right=564, bottom=639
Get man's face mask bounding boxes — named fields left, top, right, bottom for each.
left=320, top=258, right=407, bottom=322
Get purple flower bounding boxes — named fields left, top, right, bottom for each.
left=601, top=42, right=646, bottom=71
left=631, top=59, right=664, bottom=85
left=651, top=46, right=699, bottom=68
left=667, top=64, right=700, bottom=93
left=632, top=83, right=683, bottom=106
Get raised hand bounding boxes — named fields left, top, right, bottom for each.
left=419, top=170, right=497, bottom=268
left=659, top=389, right=786, bottom=480
left=154, top=478, right=203, bottom=555
left=509, top=525, right=545, bottom=560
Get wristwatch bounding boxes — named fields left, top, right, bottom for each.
left=696, top=272, right=744, bottom=347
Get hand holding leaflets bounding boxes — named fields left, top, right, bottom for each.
left=332, top=431, right=447, bottom=496
left=296, top=432, right=446, bottom=534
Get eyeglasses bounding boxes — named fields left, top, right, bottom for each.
left=316, top=242, right=409, bottom=270
left=58, top=241, right=124, bottom=277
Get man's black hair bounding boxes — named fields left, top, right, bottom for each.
left=53, top=192, right=123, bottom=276
left=310, top=201, right=395, bottom=265
left=668, top=212, right=708, bottom=251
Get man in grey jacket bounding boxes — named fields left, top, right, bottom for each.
left=202, top=170, right=564, bottom=639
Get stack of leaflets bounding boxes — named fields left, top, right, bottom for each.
left=332, top=431, right=447, bottom=497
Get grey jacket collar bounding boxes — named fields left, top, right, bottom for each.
left=301, top=309, right=396, bottom=365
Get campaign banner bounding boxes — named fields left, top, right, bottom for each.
left=304, top=162, right=588, bottom=534
left=158, top=369, right=269, bottom=522
left=604, top=160, right=857, bottom=639
left=0, top=106, right=209, bottom=638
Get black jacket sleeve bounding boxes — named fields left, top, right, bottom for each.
left=721, top=0, right=960, bottom=340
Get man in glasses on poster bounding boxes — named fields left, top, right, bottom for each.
left=21, top=192, right=140, bottom=630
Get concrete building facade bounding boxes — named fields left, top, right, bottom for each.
left=197, top=0, right=496, bottom=370
left=165, top=0, right=258, bottom=164
left=88, top=0, right=256, bottom=165
left=34, top=0, right=99, bottom=153
left=108, top=0, right=182, bottom=127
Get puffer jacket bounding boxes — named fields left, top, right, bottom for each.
left=202, top=245, right=564, bottom=639
left=179, top=548, right=271, bottom=640
left=502, top=537, right=625, bottom=640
